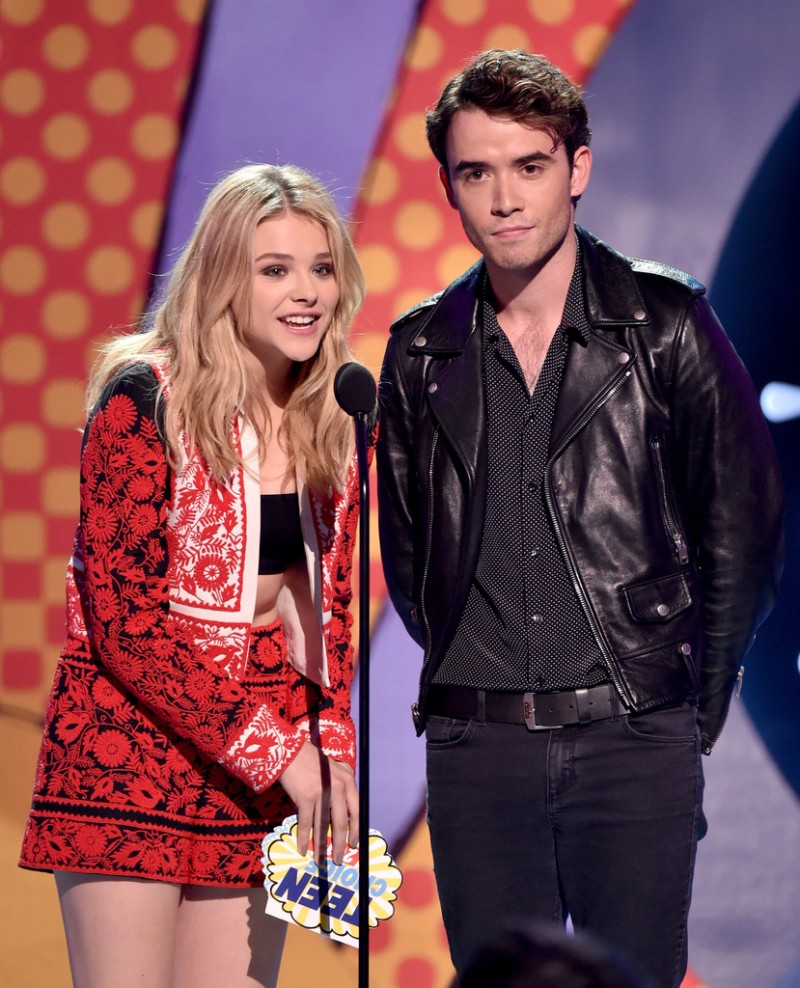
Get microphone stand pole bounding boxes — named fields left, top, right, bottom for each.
left=355, top=410, right=371, bottom=988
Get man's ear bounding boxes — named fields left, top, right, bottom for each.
left=439, top=166, right=457, bottom=209
left=570, top=146, right=592, bottom=199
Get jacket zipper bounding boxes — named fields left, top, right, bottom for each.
left=543, top=369, right=633, bottom=702
left=650, top=436, right=690, bottom=565
left=414, top=426, right=440, bottom=722
left=701, top=665, right=745, bottom=753
left=703, top=700, right=730, bottom=754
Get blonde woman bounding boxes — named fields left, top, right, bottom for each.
left=20, top=164, right=371, bottom=988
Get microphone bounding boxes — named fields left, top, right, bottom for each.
left=334, top=362, right=377, bottom=417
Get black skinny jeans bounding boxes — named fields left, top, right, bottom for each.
left=425, top=700, right=705, bottom=988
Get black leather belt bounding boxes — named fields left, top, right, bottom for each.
left=426, top=683, right=619, bottom=730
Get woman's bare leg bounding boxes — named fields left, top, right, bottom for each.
left=174, top=886, right=287, bottom=988
left=55, top=872, right=181, bottom=988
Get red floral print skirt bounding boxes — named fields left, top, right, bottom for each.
left=19, top=621, right=317, bottom=887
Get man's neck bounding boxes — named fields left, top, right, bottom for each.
left=487, top=228, right=578, bottom=333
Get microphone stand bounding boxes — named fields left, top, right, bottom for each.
left=354, top=408, right=371, bottom=988
left=332, top=361, right=376, bottom=987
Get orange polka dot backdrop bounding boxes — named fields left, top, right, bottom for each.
left=0, top=0, right=207, bottom=711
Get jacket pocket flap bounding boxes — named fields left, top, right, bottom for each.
left=623, top=573, right=691, bottom=623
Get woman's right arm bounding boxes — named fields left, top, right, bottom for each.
left=77, top=366, right=307, bottom=792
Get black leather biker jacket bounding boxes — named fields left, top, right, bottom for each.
left=377, top=226, right=784, bottom=754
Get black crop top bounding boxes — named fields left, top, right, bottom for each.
left=258, top=492, right=304, bottom=574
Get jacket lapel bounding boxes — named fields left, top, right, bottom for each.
left=548, top=227, right=646, bottom=454
left=407, top=262, right=486, bottom=487
left=550, top=331, right=634, bottom=456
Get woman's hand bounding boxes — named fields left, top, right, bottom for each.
left=278, top=740, right=359, bottom=865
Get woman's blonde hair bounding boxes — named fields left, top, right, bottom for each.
left=87, top=163, right=366, bottom=491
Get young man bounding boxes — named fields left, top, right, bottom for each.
left=376, top=50, right=784, bottom=988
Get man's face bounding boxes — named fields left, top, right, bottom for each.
left=441, top=108, right=591, bottom=280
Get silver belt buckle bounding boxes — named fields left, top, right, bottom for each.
left=523, top=692, right=561, bottom=731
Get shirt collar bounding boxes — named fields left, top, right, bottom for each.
left=481, top=234, right=591, bottom=345
left=562, top=238, right=591, bottom=342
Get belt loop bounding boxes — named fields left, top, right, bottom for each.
left=575, top=687, right=591, bottom=725
left=477, top=689, right=486, bottom=724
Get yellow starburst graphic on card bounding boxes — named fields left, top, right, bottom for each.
left=261, top=815, right=403, bottom=947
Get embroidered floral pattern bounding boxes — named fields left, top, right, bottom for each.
left=168, top=433, right=246, bottom=610
left=20, top=634, right=296, bottom=886
left=220, top=704, right=309, bottom=794
left=318, top=716, right=357, bottom=766
left=20, top=365, right=368, bottom=887
left=171, top=612, right=251, bottom=680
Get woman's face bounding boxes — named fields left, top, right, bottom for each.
left=245, top=211, right=340, bottom=374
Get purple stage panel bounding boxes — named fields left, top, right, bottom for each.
left=579, top=0, right=800, bottom=285
left=352, top=603, right=426, bottom=849
left=157, top=0, right=419, bottom=270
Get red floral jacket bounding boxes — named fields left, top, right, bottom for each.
left=65, top=363, right=366, bottom=793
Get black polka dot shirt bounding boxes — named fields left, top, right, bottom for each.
left=433, top=250, right=610, bottom=692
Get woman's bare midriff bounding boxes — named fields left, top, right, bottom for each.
left=252, top=571, right=286, bottom=627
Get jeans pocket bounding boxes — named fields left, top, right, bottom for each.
left=425, top=715, right=474, bottom=748
left=623, top=702, right=699, bottom=744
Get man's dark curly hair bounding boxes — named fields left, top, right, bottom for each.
left=426, top=49, right=592, bottom=173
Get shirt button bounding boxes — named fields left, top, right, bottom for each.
left=427, top=382, right=438, bottom=394
left=528, top=481, right=539, bottom=492
left=530, top=547, right=540, bottom=557
left=414, top=335, right=427, bottom=347
left=656, top=603, right=670, bottom=617
left=531, top=614, right=544, bottom=624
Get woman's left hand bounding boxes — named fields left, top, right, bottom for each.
left=278, top=741, right=359, bottom=865
left=326, top=757, right=359, bottom=864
